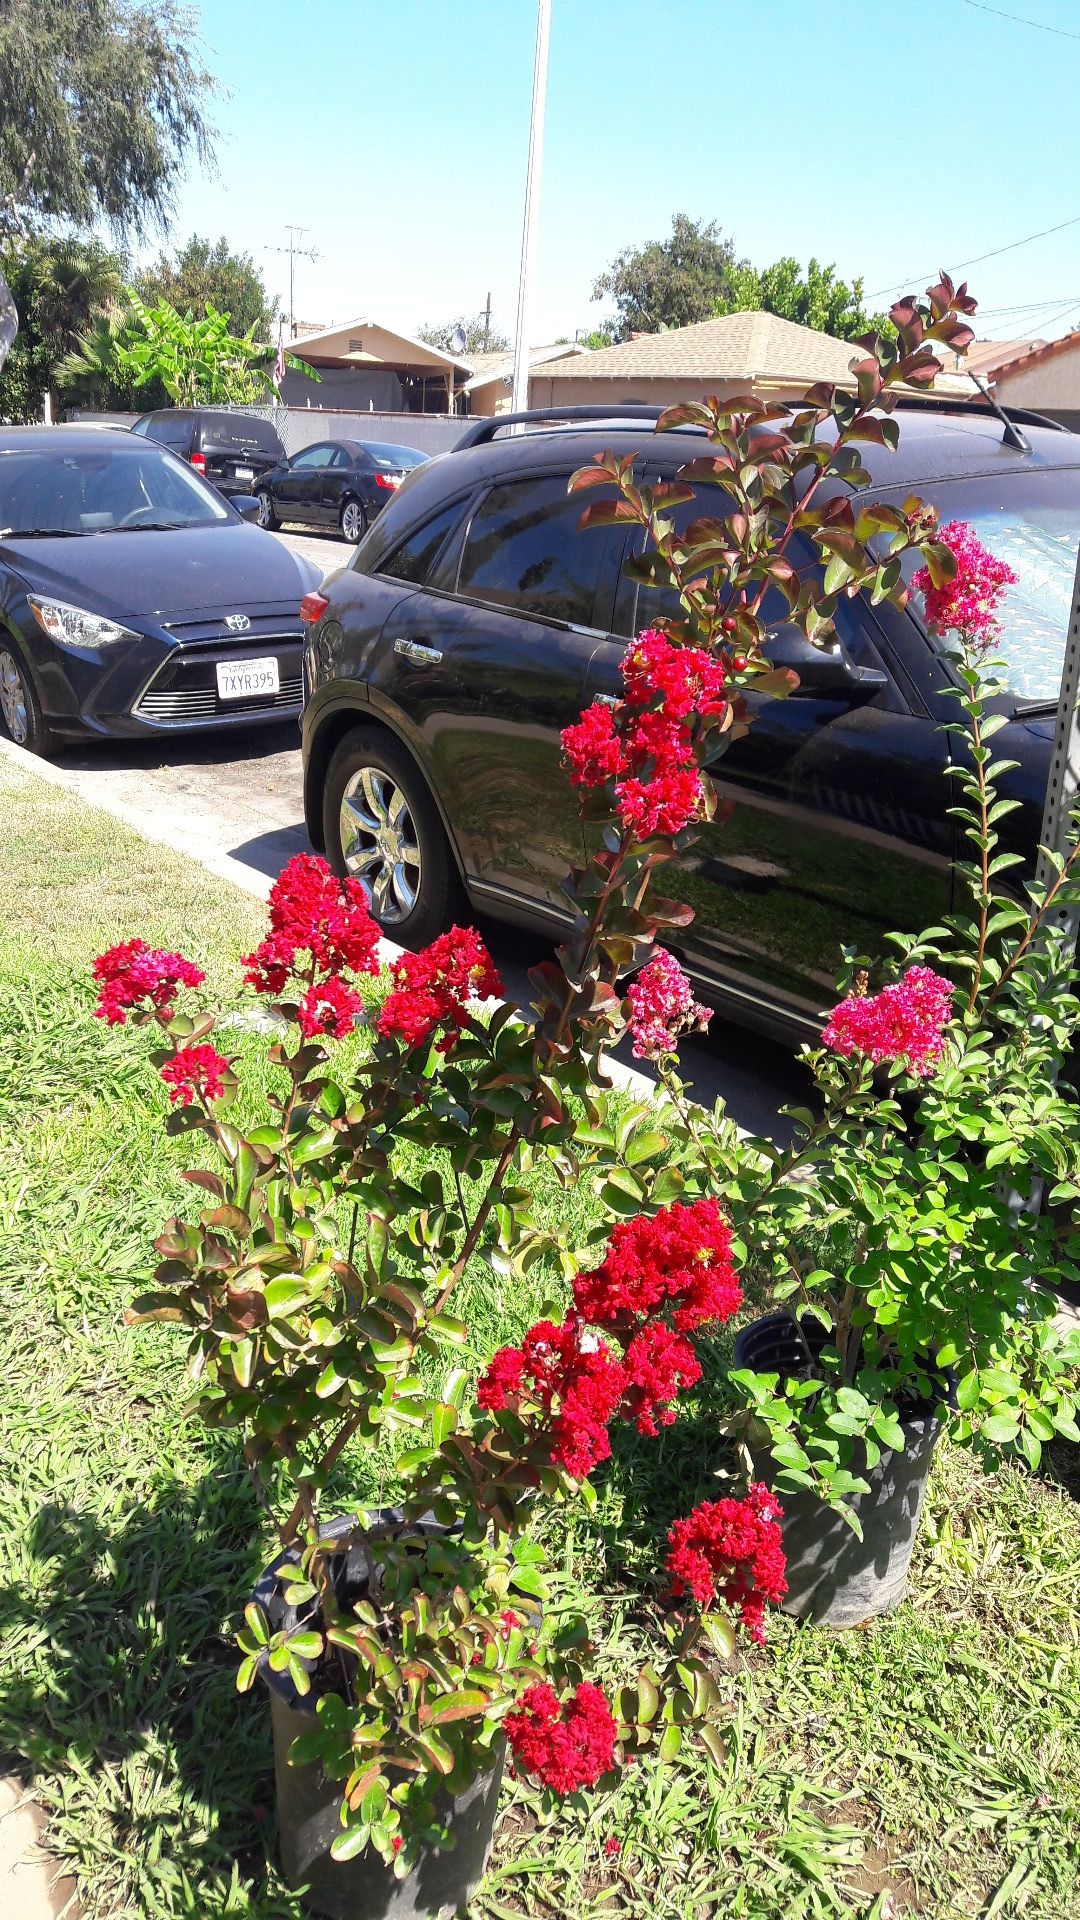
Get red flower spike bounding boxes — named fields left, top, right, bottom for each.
left=573, top=1199, right=743, bottom=1335
left=823, top=966, right=953, bottom=1076
left=241, top=853, right=380, bottom=1001
left=92, top=940, right=204, bottom=1026
left=159, top=1042, right=230, bottom=1107
left=477, top=1317, right=627, bottom=1480
left=298, top=973, right=364, bottom=1039
left=666, top=1484, right=787, bottom=1643
left=504, top=1681, right=618, bottom=1794
left=377, top=926, right=501, bottom=1053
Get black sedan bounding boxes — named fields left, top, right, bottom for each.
left=254, top=439, right=428, bottom=544
left=300, top=401, right=1080, bottom=1045
left=0, top=426, right=320, bottom=755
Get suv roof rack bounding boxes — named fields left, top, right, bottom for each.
left=454, top=393, right=1068, bottom=454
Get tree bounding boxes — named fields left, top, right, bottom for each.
left=0, top=0, right=215, bottom=240
left=58, top=292, right=317, bottom=409
left=417, top=312, right=510, bottom=355
left=714, top=256, right=892, bottom=342
left=137, top=235, right=275, bottom=340
left=0, top=235, right=127, bottom=419
left=591, top=215, right=743, bottom=341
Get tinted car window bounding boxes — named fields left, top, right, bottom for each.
left=330, top=447, right=352, bottom=468
left=457, top=471, right=614, bottom=626
left=378, top=501, right=468, bottom=584
left=291, top=444, right=334, bottom=469
left=361, top=442, right=427, bottom=469
left=622, top=488, right=801, bottom=634
left=196, top=413, right=285, bottom=457
left=144, top=415, right=194, bottom=450
left=871, top=470, right=1080, bottom=703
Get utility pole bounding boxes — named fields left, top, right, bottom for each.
left=484, top=290, right=492, bottom=352
left=511, top=0, right=551, bottom=414
left=259, top=228, right=319, bottom=338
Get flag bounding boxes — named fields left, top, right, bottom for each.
left=273, top=321, right=286, bottom=390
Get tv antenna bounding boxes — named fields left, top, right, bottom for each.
left=259, top=226, right=320, bottom=337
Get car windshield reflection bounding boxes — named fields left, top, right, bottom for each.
left=0, top=447, right=230, bottom=537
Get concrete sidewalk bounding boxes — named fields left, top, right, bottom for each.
left=0, top=1778, right=80, bottom=1918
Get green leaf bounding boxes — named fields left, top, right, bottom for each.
left=330, top=1822, right=371, bottom=1863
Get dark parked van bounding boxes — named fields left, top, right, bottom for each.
left=131, top=408, right=286, bottom=497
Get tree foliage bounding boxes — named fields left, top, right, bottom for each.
left=0, top=235, right=126, bottom=419
left=591, top=215, right=742, bottom=341
left=137, top=234, right=276, bottom=340
left=0, top=0, right=215, bottom=239
left=714, top=256, right=892, bottom=342
left=58, top=292, right=317, bottom=409
left=417, top=312, right=510, bottom=356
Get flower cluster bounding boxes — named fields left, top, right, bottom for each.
left=666, top=1484, right=787, bottom=1643
left=242, top=853, right=379, bottom=1038
left=377, top=925, right=502, bottom=1054
left=912, top=520, right=1017, bottom=653
left=823, top=965, right=954, bottom=1075
left=92, top=940, right=205, bottom=1026
left=477, top=1316, right=627, bottom=1478
left=626, top=948, right=711, bottom=1060
left=159, top=1042, right=231, bottom=1107
left=562, top=629, right=726, bottom=841
left=504, top=1681, right=617, bottom=1794
left=573, top=1198, right=743, bottom=1334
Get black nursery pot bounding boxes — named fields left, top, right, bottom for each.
left=732, top=1312, right=955, bottom=1629
left=252, top=1511, right=504, bottom=1920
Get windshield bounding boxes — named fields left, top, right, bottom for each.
left=0, top=446, right=230, bottom=535
left=872, top=468, right=1080, bottom=703
left=362, top=443, right=427, bottom=469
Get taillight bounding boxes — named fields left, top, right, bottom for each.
left=189, top=450, right=207, bottom=474
left=300, top=592, right=329, bottom=625
left=374, top=472, right=401, bottom=491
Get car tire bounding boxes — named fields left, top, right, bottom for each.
left=255, top=488, right=279, bottom=530
left=0, top=638, right=52, bottom=756
left=323, top=726, right=466, bottom=948
left=339, top=497, right=366, bottom=545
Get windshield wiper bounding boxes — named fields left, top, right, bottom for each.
left=1, top=527, right=90, bottom=538
left=99, top=521, right=187, bottom=534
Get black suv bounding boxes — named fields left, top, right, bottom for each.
left=301, top=402, right=1080, bottom=1043
left=131, top=408, right=286, bottom=496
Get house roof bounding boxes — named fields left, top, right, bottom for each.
left=534, top=311, right=866, bottom=385
left=288, top=318, right=473, bottom=375
left=981, top=328, right=1080, bottom=380
left=462, top=341, right=588, bottom=395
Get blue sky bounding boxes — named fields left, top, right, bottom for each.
left=154, top=0, right=1080, bottom=346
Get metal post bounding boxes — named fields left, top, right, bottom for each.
left=511, top=0, right=551, bottom=414
left=1035, top=538, right=1080, bottom=945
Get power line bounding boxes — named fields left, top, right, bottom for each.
left=961, top=0, right=1080, bottom=40
left=866, top=211, right=1080, bottom=300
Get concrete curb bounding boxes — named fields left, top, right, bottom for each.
left=0, top=1777, right=81, bottom=1919
left=0, top=735, right=657, bottom=1101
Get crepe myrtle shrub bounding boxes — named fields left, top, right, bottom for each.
left=604, top=545, right=1080, bottom=1532
left=94, top=271, right=984, bottom=1872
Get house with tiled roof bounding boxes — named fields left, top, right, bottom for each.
left=463, top=341, right=588, bottom=415
left=970, top=332, right=1080, bottom=431
left=528, top=311, right=968, bottom=411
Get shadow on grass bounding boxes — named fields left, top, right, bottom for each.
left=0, top=1459, right=301, bottom=1914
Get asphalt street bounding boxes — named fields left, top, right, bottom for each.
left=52, top=526, right=809, bottom=1138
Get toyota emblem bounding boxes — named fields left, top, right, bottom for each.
left=225, top=613, right=252, bottom=634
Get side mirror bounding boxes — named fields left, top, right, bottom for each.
left=230, top=494, right=260, bottom=521
left=764, top=625, right=888, bottom=705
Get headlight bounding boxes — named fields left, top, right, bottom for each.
left=27, top=596, right=137, bottom=650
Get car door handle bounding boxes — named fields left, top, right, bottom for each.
left=393, top=638, right=442, bottom=665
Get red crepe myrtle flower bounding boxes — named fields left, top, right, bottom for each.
left=912, top=520, right=1017, bottom=653
left=626, top=949, right=711, bottom=1060
left=477, top=1316, right=627, bottom=1480
left=377, top=926, right=501, bottom=1053
left=823, top=966, right=953, bottom=1076
left=573, top=1199, right=743, bottom=1335
left=604, top=1836, right=622, bottom=1857
left=242, top=853, right=380, bottom=997
left=159, top=1042, right=230, bottom=1107
left=92, top=940, right=204, bottom=1026
left=297, top=973, right=364, bottom=1039
left=391, top=1836, right=403, bottom=1854
left=504, top=1681, right=618, bottom=1794
left=622, top=628, right=727, bottom=720
left=615, top=766, right=703, bottom=840
left=563, top=703, right=623, bottom=789
left=666, top=1484, right=787, bottom=1643
left=620, top=1321, right=702, bottom=1436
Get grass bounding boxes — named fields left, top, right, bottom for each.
left=0, top=756, right=1078, bottom=1919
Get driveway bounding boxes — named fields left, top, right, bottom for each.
left=50, top=531, right=807, bottom=1135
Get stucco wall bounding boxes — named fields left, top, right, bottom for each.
left=526, top=372, right=844, bottom=410
left=995, top=347, right=1080, bottom=413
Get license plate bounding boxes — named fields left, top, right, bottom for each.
left=234, top=465, right=254, bottom=481
left=216, top=656, right=279, bottom=700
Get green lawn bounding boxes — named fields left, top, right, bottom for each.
left=0, top=756, right=1077, bottom=1920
